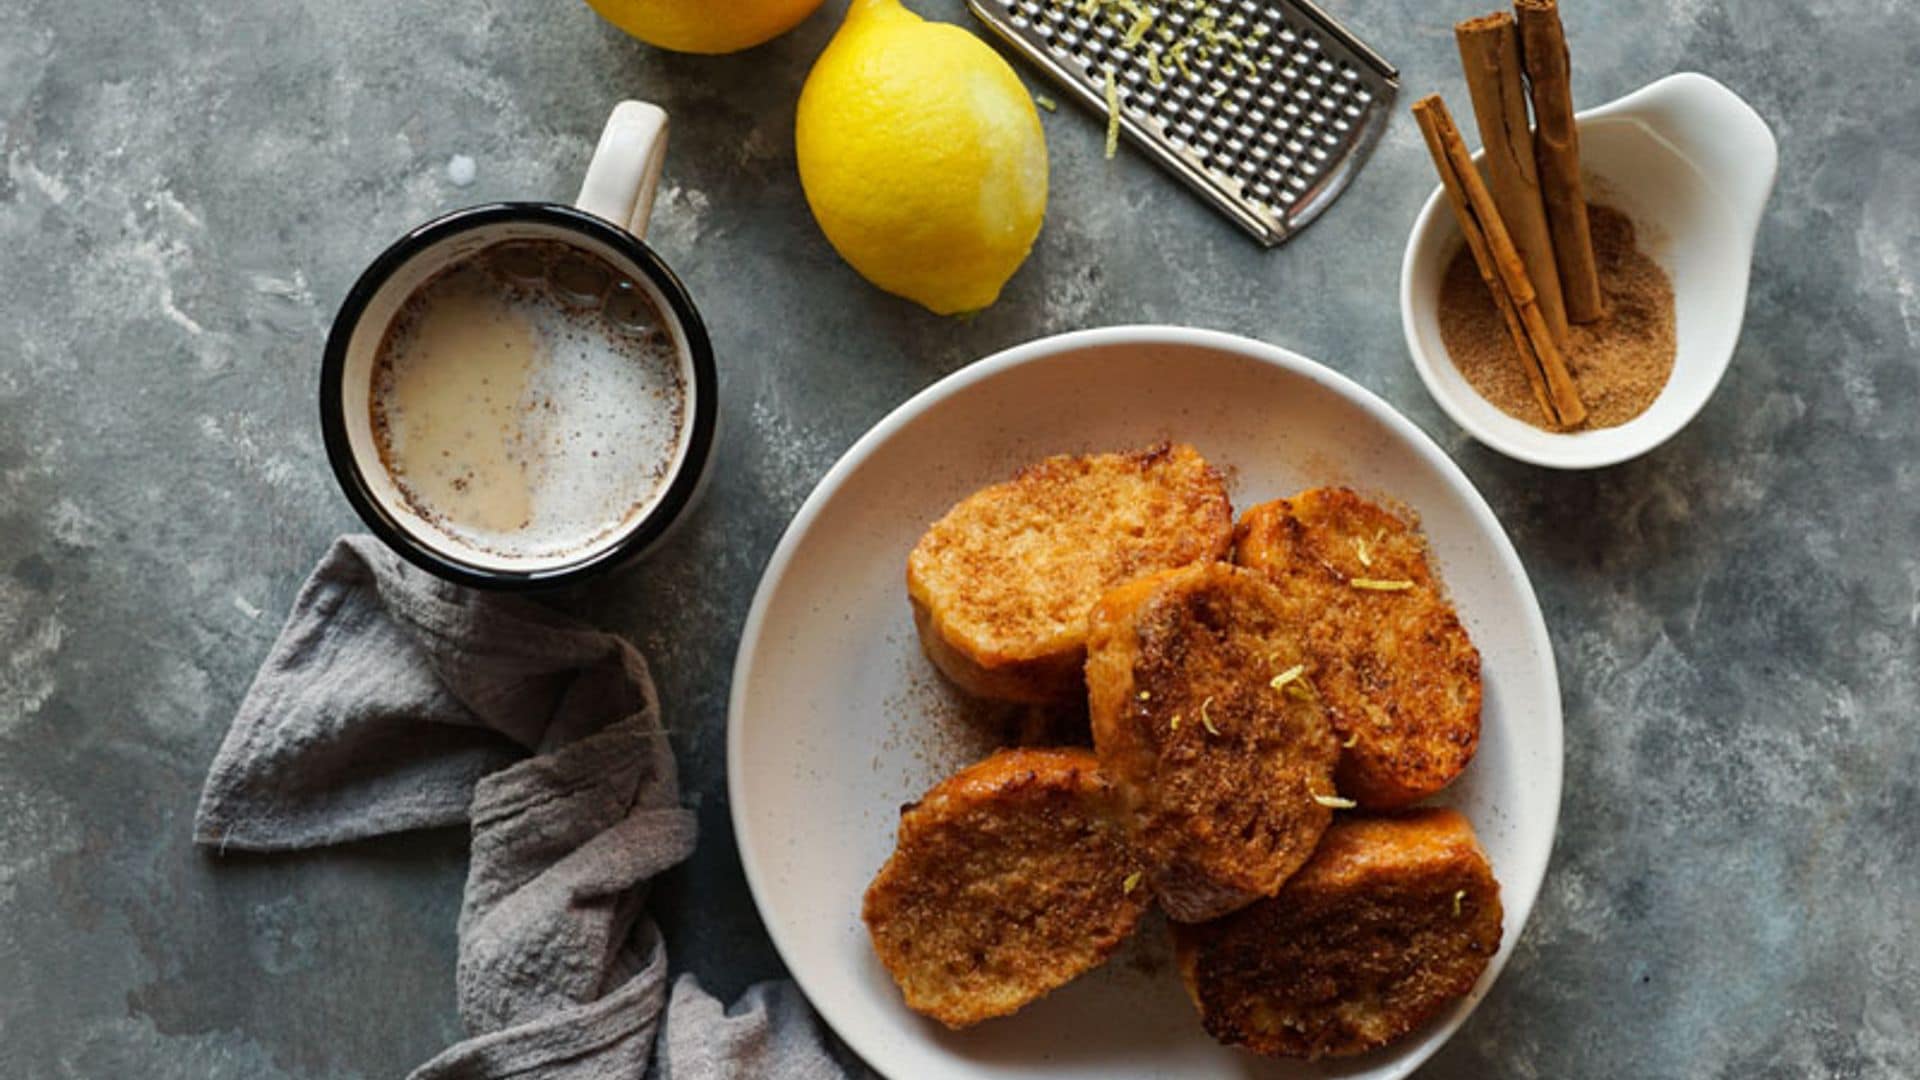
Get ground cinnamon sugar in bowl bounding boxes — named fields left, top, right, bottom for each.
left=1438, top=204, right=1676, bottom=429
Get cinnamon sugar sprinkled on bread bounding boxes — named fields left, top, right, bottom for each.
left=863, top=748, right=1150, bottom=1027
left=1173, top=808, right=1503, bottom=1059
left=1086, top=562, right=1340, bottom=923
left=1234, top=489, right=1481, bottom=808
left=909, top=443, right=1232, bottom=704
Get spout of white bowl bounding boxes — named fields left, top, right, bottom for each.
left=1584, top=73, right=1778, bottom=243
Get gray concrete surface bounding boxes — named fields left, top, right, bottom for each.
left=2, top=0, right=1915, bottom=1075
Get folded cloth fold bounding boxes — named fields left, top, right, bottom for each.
left=653, top=975, right=855, bottom=1080
left=193, top=536, right=860, bottom=1078
left=195, top=535, right=662, bottom=854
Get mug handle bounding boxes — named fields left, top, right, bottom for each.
left=575, top=101, right=669, bottom=240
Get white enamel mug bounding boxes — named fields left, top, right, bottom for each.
left=320, top=103, right=717, bottom=588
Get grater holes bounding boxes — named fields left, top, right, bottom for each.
left=981, top=0, right=1387, bottom=220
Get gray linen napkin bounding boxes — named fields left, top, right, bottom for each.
left=194, top=535, right=855, bottom=1079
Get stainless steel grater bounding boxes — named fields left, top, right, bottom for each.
left=968, top=0, right=1398, bottom=246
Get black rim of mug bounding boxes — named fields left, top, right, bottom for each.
left=319, top=202, right=717, bottom=591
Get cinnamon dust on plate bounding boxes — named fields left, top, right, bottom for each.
left=1438, top=204, right=1675, bottom=430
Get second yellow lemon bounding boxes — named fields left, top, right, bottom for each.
left=796, top=0, right=1049, bottom=315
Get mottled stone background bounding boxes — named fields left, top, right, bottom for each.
left=1, top=0, right=1914, bottom=1075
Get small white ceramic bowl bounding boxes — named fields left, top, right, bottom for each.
left=1401, top=73, right=1777, bottom=469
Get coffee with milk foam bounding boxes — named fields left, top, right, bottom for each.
left=370, top=240, right=687, bottom=561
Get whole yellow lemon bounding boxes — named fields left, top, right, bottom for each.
left=795, top=0, right=1048, bottom=315
left=583, top=0, right=826, bottom=54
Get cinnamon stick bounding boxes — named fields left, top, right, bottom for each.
left=1455, top=12, right=1569, bottom=349
left=1516, top=0, right=1604, bottom=323
left=1412, top=95, right=1587, bottom=429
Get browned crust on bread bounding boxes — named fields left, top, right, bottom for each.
left=910, top=595, right=1088, bottom=704
left=1233, top=489, right=1482, bottom=808
left=1086, top=562, right=1340, bottom=923
left=862, top=748, right=1151, bottom=1028
left=908, top=443, right=1234, bottom=704
left=1172, top=808, right=1504, bottom=1059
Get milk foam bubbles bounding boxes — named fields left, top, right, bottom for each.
left=370, top=241, right=688, bottom=561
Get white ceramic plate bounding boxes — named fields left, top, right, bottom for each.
left=729, top=327, right=1563, bottom=1079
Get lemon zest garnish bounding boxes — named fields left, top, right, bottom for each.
left=1036, top=94, right=1058, bottom=113
left=1170, top=714, right=1182, bottom=731
left=1353, top=537, right=1372, bottom=568
left=1453, top=889, right=1466, bottom=917
left=1342, top=731, right=1360, bottom=749
left=1199, top=695, right=1219, bottom=735
left=1307, top=782, right=1356, bottom=809
left=1056, top=0, right=1281, bottom=132
left=1138, top=690, right=1151, bottom=701
left=1285, top=676, right=1319, bottom=703
left=1351, top=578, right=1415, bottom=591
left=1168, top=40, right=1192, bottom=79
left=1124, top=870, right=1144, bottom=894
left=1269, top=664, right=1306, bottom=692
left=1103, top=68, right=1121, bottom=159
